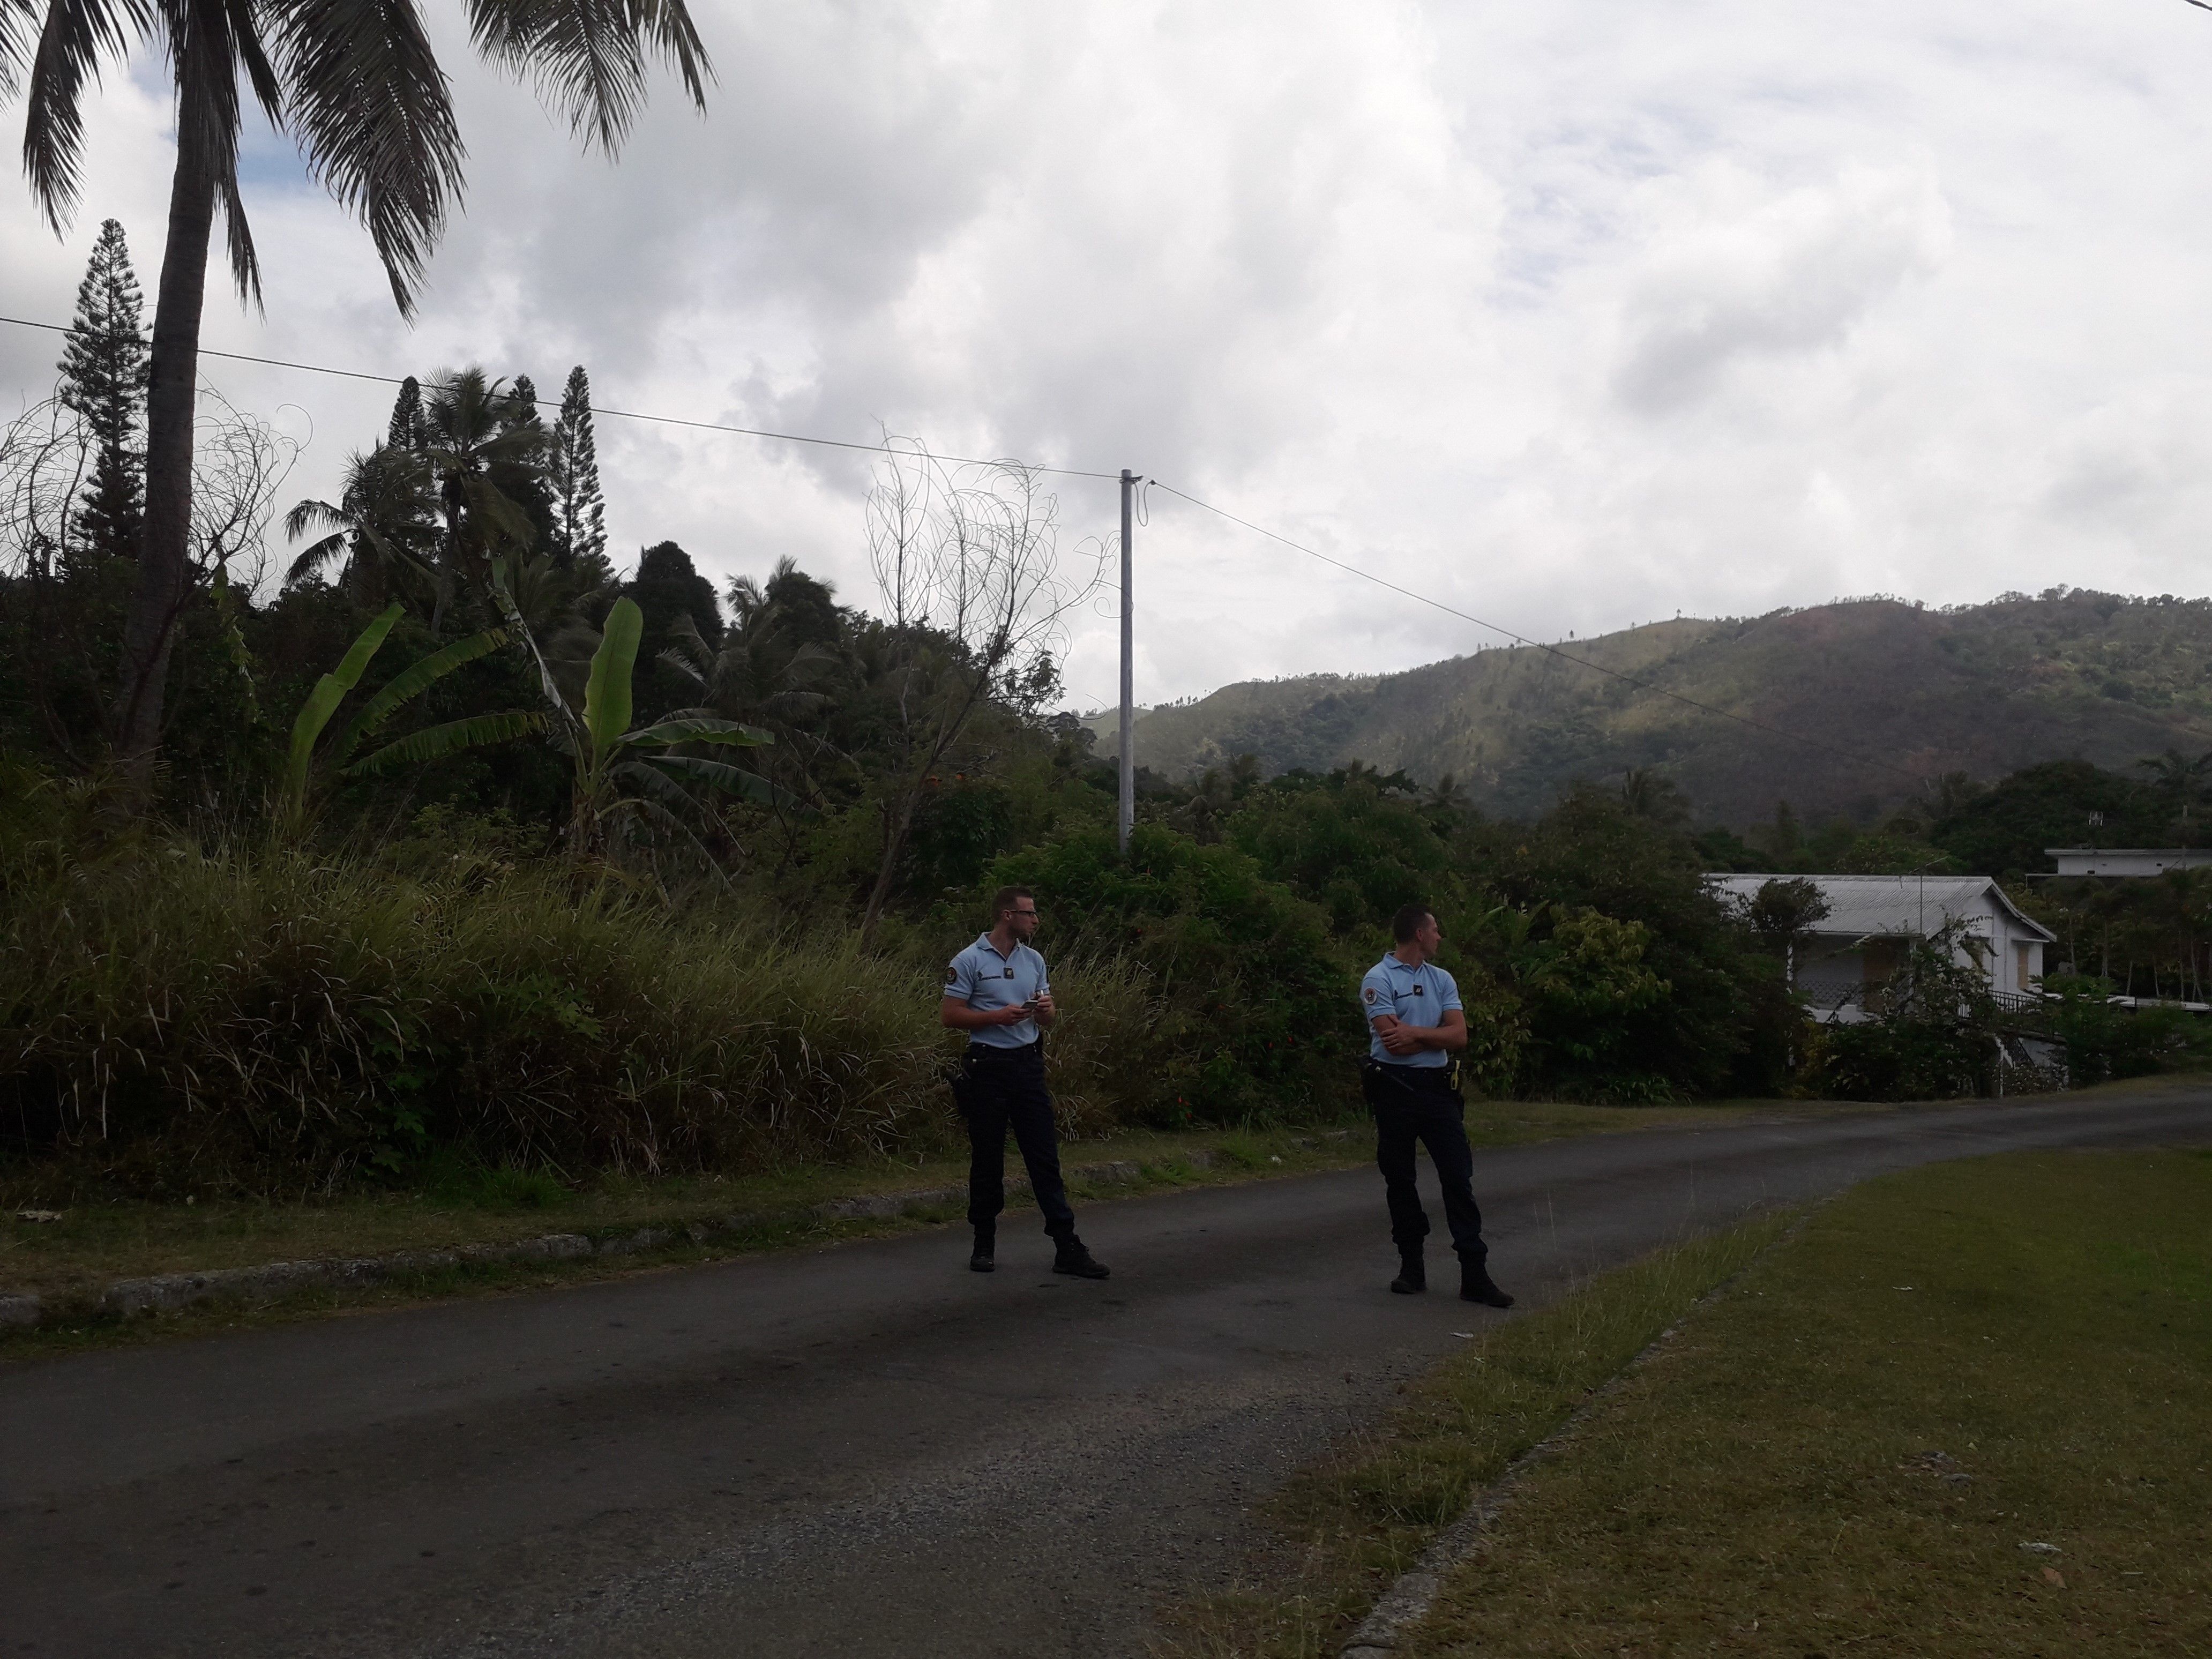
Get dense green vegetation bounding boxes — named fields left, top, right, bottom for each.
left=1111, top=590, right=2212, bottom=826
left=6, top=234, right=2211, bottom=1197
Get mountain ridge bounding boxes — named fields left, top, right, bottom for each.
left=1100, top=591, right=2212, bottom=827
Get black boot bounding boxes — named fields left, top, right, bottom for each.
left=1389, top=1250, right=1426, bottom=1295
left=969, top=1225, right=995, bottom=1274
left=1460, top=1257, right=1513, bottom=1308
left=1052, top=1235, right=1110, bottom=1279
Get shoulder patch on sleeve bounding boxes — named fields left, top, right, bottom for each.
left=945, top=961, right=961, bottom=984
left=1362, top=985, right=1377, bottom=1004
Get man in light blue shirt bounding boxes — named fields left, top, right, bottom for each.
left=1359, top=902, right=1512, bottom=1308
left=941, top=884, right=1109, bottom=1280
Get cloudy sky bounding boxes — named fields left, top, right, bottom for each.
left=6, top=1, right=2212, bottom=712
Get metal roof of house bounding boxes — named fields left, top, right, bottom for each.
left=1705, top=873, right=2057, bottom=943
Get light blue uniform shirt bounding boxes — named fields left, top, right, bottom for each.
left=946, top=933, right=1051, bottom=1048
left=1361, top=952, right=1463, bottom=1067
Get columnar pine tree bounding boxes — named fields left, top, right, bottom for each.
left=386, top=376, right=427, bottom=453
left=548, top=365, right=607, bottom=569
left=56, top=219, right=149, bottom=567
left=503, top=375, right=556, bottom=555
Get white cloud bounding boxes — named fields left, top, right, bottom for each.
left=8, top=1, right=2212, bottom=712
left=1609, top=163, right=1951, bottom=415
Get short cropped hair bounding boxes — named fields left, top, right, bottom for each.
left=1391, top=903, right=1434, bottom=943
left=991, top=884, right=1035, bottom=921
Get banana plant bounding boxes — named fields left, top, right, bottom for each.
left=278, top=603, right=544, bottom=833
left=565, top=596, right=778, bottom=864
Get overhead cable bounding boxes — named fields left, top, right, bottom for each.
left=9, top=309, right=2113, bottom=782
left=0, top=313, right=1121, bottom=480
left=1148, top=480, right=1924, bottom=782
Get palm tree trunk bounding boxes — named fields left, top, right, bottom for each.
left=111, top=91, right=218, bottom=803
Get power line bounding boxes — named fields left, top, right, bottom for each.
left=1149, top=479, right=1925, bottom=782
left=13, top=310, right=2194, bottom=777
left=0, top=313, right=1122, bottom=481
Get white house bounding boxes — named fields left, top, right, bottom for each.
left=1707, top=873, right=2056, bottom=1022
left=2042, top=848, right=2212, bottom=878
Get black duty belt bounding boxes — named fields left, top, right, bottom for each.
left=966, top=1040, right=1042, bottom=1060
left=1363, top=1057, right=1461, bottom=1093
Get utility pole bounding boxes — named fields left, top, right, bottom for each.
left=1118, top=469, right=1137, bottom=855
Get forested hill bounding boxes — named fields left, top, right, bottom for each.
left=1105, top=591, right=2212, bottom=827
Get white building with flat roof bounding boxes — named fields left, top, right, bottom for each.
left=1707, top=873, right=2054, bottom=1022
left=2043, top=848, right=2212, bottom=878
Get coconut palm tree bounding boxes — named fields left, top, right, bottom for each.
left=282, top=443, right=439, bottom=609
left=418, top=368, right=548, bottom=631
left=4, top=0, right=711, bottom=805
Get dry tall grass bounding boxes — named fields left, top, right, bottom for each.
left=2, top=824, right=972, bottom=1186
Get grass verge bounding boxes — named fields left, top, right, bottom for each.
left=1409, top=1147, right=2212, bottom=1656
left=1149, top=1208, right=1800, bottom=1658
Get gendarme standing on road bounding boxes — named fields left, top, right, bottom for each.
left=940, top=885, right=1110, bottom=1280
left=1361, top=903, right=1513, bottom=1307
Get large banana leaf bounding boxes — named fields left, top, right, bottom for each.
left=640, top=752, right=791, bottom=808
left=622, top=715, right=772, bottom=748
left=346, top=711, right=548, bottom=776
left=613, top=757, right=705, bottom=810
left=281, top=603, right=403, bottom=820
left=585, top=596, right=643, bottom=759
left=333, top=627, right=509, bottom=763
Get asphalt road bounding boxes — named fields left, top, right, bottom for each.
left=5, top=1089, right=2210, bottom=1659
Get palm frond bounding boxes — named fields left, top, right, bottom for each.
left=333, top=625, right=510, bottom=761
left=345, top=708, right=545, bottom=775
left=22, top=0, right=147, bottom=229
left=283, top=529, right=348, bottom=585
left=151, top=0, right=260, bottom=304
left=283, top=496, right=345, bottom=541
left=351, top=521, right=438, bottom=584
left=465, top=0, right=711, bottom=155
left=216, top=165, right=263, bottom=308
left=266, top=0, right=462, bottom=316
left=460, top=472, right=535, bottom=549
left=2, top=2, right=35, bottom=103
left=659, top=609, right=711, bottom=685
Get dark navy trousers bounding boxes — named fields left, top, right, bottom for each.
left=958, top=1043, right=1076, bottom=1238
left=1361, top=1059, right=1489, bottom=1262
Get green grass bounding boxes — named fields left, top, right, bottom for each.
left=1406, top=1148, right=2212, bottom=1656
left=1149, top=1212, right=1799, bottom=1659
